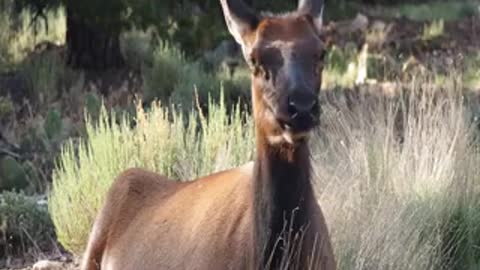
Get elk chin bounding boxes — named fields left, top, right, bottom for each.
left=267, top=126, right=313, bottom=145
left=262, top=109, right=314, bottom=145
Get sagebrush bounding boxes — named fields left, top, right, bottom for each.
left=49, top=93, right=254, bottom=254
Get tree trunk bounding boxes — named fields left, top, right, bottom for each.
left=66, top=7, right=124, bottom=70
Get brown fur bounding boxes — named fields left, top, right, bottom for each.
left=81, top=1, right=336, bottom=269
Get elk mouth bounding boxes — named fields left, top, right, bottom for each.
left=277, top=117, right=318, bottom=143
left=264, top=101, right=320, bottom=144
left=272, top=112, right=320, bottom=144
left=279, top=114, right=319, bottom=133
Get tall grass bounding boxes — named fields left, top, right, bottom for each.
left=49, top=73, right=480, bottom=268
left=315, top=75, right=480, bottom=269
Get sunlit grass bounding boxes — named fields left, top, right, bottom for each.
left=0, top=5, right=66, bottom=69
left=464, top=51, right=480, bottom=90
left=422, top=19, right=445, bottom=41
left=49, top=92, right=254, bottom=254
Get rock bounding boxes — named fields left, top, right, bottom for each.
left=351, top=13, right=369, bottom=32
left=371, top=20, right=387, bottom=32
left=32, top=260, right=63, bottom=270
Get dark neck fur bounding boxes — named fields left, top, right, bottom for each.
left=253, top=138, right=316, bottom=269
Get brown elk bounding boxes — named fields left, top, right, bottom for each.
left=80, top=0, right=336, bottom=269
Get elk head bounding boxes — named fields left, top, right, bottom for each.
left=220, top=0, right=326, bottom=146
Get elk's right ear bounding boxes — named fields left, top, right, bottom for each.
left=220, top=0, right=259, bottom=46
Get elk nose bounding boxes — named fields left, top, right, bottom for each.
left=287, top=93, right=319, bottom=120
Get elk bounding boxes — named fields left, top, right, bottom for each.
left=81, top=0, right=336, bottom=269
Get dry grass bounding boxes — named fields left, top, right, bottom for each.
left=314, top=75, right=480, bottom=269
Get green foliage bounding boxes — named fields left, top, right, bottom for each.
left=84, top=92, right=102, bottom=121
left=463, top=52, right=480, bottom=90
left=0, top=157, right=28, bottom=191
left=44, top=109, right=63, bottom=141
left=21, top=51, right=64, bottom=106
left=120, top=28, right=155, bottom=70
left=0, top=191, right=54, bottom=256
left=170, top=63, right=219, bottom=111
left=217, top=68, right=252, bottom=105
left=142, top=40, right=248, bottom=111
left=441, top=202, right=480, bottom=269
left=322, top=44, right=361, bottom=88
left=142, top=42, right=185, bottom=104
left=0, top=96, right=15, bottom=122
left=49, top=94, right=254, bottom=254
left=384, top=1, right=478, bottom=21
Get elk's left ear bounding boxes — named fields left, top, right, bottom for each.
left=297, top=0, right=324, bottom=31
left=220, top=0, right=259, bottom=47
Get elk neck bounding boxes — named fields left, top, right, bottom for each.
left=252, top=127, right=316, bottom=267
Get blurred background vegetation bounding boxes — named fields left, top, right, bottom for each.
left=0, top=0, right=479, bottom=269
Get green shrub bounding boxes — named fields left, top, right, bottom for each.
left=22, top=51, right=65, bottom=106
left=49, top=93, right=254, bottom=254
left=142, top=41, right=185, bottom=104
left=0, top=157, right=29, bottom=191
left=143, top=41, right=251, bottom=111
left=464, top=52, right=480, bottom=90
left=0, top=191, right=55, bottom=257
left=0, top=96, right=15, bottom=122
left=216, top=66, right=252, bottom=105
left=323, top=44, right=361, bottom=88
left=44, top=109, right=63, bottom=141
left=120, top=28, right=155, bottom=70
left=84, top=92, right=102, bottom=121
left=169, top=63, right=220, bottom=111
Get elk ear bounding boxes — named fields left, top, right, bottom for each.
left=297, top=0, right=324, bottom=31
left=220, top=0, right=259, bottom=46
